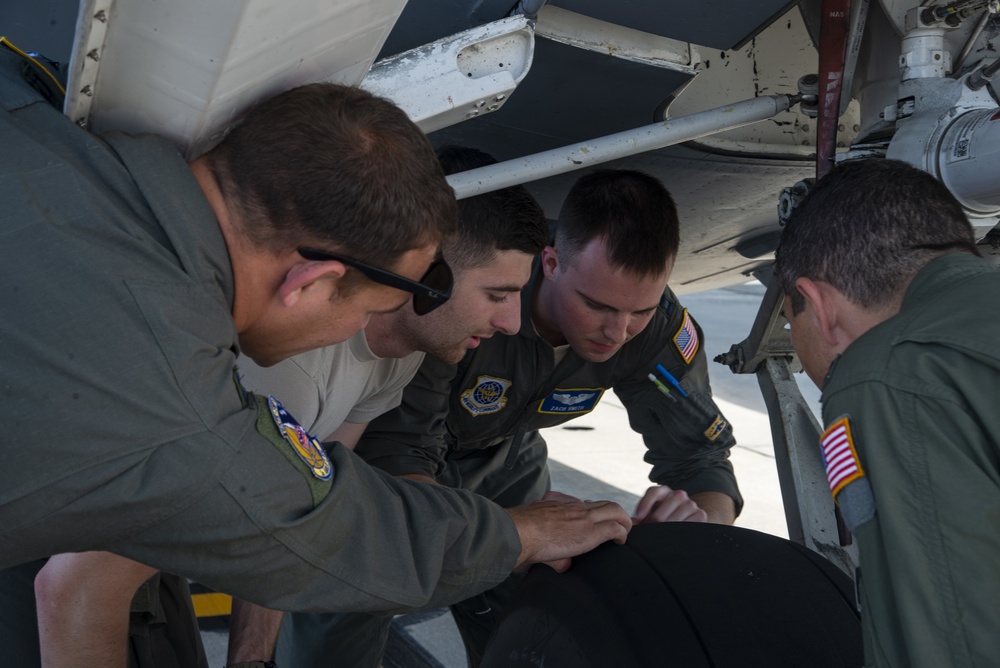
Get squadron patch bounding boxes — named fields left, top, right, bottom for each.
left=821, top=416, right=864, bottom=498
left=268, top=396, right=332, bottom=481
left=673, top=309, right=700, bottom=364
left=460, top=375, right=512, bottom=416
left=538, top=388, right=605, bottom=415
left=704, top=415, right=728, bottom=442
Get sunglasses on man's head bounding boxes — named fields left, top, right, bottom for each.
left=297, top=248, right=453, bottom=315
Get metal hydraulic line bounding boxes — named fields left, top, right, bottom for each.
left=447, top=93, right=800, bottom=199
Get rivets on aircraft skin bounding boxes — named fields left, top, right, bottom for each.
left=467, top=110, right=480, bottom=118
left=488, top=104, right=499, bottom=111
left=495, top=94, right=506, bottom=101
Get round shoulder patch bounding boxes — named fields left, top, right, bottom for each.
left=460, top=375, right=512, bottom=416
left=268, top=396, right=332, bottom=481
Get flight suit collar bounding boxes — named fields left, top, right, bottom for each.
left=104, top=132, right=235, bottom=310
left=521, top=256, right=546, bottom=342
left=900, top=252, right=994, bottom=313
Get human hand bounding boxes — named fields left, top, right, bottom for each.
left=505, top=494, right=631, bottom=573
left=633, top=485, right=708, bottom=524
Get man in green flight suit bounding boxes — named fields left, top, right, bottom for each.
left=0, top=43, right=632, bottom=631
left=774, top=158, right=1000, bottom=667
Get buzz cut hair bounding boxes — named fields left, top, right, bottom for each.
left=555, top=168, right=679, bottom=279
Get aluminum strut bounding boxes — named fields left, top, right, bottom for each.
left=447, top=93, right=800, bottom=199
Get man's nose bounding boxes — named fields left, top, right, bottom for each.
left=493, top=295, right=522, bottom=335
left=603, top=313, right=629, bottom=343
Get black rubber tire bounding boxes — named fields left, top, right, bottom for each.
left=482, top=523, right=862, bottom=667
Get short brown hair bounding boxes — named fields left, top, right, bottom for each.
left=775, top=158, right=978, bottom=314
left=204, top=83, right=457, bottom=267
left=556, top=169, right=679, bottom=278
left=436, top=145, right=547, bottom=271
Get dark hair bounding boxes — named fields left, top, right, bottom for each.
left=774, top=158, right=979, bottom=314
left=555, top=169, right=679, bottom=278
left=203, top=83, right=457, bottom=267
left=435, top=145, right=547, bottom=270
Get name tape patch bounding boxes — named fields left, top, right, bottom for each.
left=537, top=388, right=604, bottom=415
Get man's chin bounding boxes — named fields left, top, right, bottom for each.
left=574, top=345, right=620, bottom=364
left=427, top=335, right=493, bottom=364
left=239, top=346, right=281, bottom=367
left=432, top=346, right=472, bottom=365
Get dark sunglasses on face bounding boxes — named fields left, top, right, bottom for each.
left=297, top=247, right=453, bottom=315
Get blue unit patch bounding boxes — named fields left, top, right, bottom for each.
left=268, top=396, right=332, bottom=480
left=538, top=388, right=605, bottom=415
left=460, top=375, right=513, bottom=416
left=704, top=415, right=728, bottom=442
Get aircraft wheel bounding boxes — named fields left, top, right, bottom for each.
left=482, top=522, right=861, bottom=667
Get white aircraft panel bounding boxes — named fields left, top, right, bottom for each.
left=69, top=0, right=408, bottom=159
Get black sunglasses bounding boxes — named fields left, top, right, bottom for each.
left=298, top=247, right=453, bottom=315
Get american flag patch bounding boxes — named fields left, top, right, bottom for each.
left=673, top=309, right=699, bottom=364
left=821, top=416, right=864, bottom=498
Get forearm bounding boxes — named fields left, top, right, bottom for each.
left=690, top=491, right=736, bottom=525
left=227, top=599, right=283, bottom=664
left=115, top=445, right=522, bottom=613
left=35, top=552, right=157, bottom=668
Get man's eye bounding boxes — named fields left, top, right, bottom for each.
left=488, top=294, right=509, bottom=304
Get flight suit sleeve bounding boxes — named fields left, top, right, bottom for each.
left=822, top=376, right=1000, bottom=667
left=355, top=353, right=459, bottom=479
left=616, top=312, right=743, bottom=514
left=103, top=403, right=521, bottom=615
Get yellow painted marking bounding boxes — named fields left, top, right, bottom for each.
left=191, top=592, right=232, bottom=618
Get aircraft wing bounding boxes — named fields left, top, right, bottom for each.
left=2, top=0, right=998, bottom=291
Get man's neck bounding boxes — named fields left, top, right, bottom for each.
left=531, top=279, right=566, bottom=347
left=365, top=312, right=415, bottom=359
left=189, top=157, right=281, bottom=335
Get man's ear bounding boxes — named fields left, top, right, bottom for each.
left=795, top=277, right=842, bottom=346
left=277, top=259, right=348, bottom=307
left=540, top=245, right=559, bottom=279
